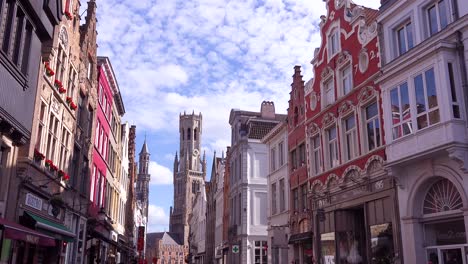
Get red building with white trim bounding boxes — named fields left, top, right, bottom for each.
left=304, top=0, right=401, bottom=263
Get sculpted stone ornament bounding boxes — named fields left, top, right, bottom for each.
left=59, top=26, right=68, bottom=47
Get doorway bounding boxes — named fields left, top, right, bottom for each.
left=426, top=246, right=467, bottom=264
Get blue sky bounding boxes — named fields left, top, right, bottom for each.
left=94, top=0, right=381, bottom=232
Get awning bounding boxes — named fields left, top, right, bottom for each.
left=0, top=217, right=55, bottom=246
left=25, top=212, right=75, bottom=242
left=90, top=229, right=119, bottom=247
left=288, top=231, right=313, bottom=244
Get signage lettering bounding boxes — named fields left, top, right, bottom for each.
left=25, top=193, right=43, bottom=211
left=25, top=234, right=39, bottom=244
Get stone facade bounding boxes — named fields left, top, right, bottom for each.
left=170, top=112, right=207, bottom=246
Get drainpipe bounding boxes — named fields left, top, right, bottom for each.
left=456, top=31, right=468, bottom=125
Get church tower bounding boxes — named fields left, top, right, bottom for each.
left=170, top=112, right=206, bottom=245
left=136, top=139, right=151, bottom=219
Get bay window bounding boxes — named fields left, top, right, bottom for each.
left=390, top=82, right=412, bottom=139
left=414, top=68, right=439, bottom=129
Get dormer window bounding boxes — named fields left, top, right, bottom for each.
left=328, top=28, right=340, bottom=58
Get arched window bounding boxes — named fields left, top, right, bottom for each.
left=423, top=179, right=463, bottom=214
left=194, top=128, right=197, bottom=140
left=187, top=128, right=191, bottom=140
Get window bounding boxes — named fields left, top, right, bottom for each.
left=98, top=84, right=103, bottom=105
left=46, top=114, right=60, bottom=162
left=293, top=188, right=299, bottom=211
left=278, top=141, right=284, bottom=166
left=448, top=63, right=460, bottom=118
left=90, top=165, right=96, bottom=202
left=94, top=121, right=100, bottom=147
left=291, top=149, right=297, bottom=170
left=414, top=68, right=439, bottom=129
left=187, top=128, right=191, bottom=140
left=271, top=183, right=277, bottom=215
left=390, top=83, right=412, bottom=139
left=254, top=241, right=268, bottom=264
left=59, top=128, right=71, bottom=170
left=36, top=102, right=47, bottom=148
left=396, top=21, right=414, bottom=56
left=301, top=184, right=307, bottom=211
left=341, top=65, right=352, bottom=95
left=87, top=58, right=92, bottom=80
left=326, top=126, right=339, bottom=169
left=365, top=102, right=381, bottom=151
left=55, top=45, right=67, bottom=82
left=279, top=179, right=285, bottom=212
left=67, top=68, right=77, bottom=98
left=270, top=147, right=276, bottom=172
left=0, top=2, right=33, bottom=74
left=343, top=115, right=358, bottom=161
left=328, top=29, right=339, bottom=58
left=427, top=0, right=449, bottom=36
left=311, top=135, right=322, bottom=175
left=299, top=143, right=305, bottom=166
left=324, top=78, right=335, bottom=107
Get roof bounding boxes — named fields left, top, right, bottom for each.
left=139, top=140, right=150, bottom=155
left=146, top=232, right=183, bottom=247
left=362, top=7, right=379, bottom=24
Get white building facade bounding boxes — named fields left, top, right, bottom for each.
left=227, top=102, right=286, bottom=264
left=262, top=122, right=291, bottom=264
left=189, top=184, right=207, bottom=264
left=214, top=156, right=226, bottom=263
left=378, top=0, right=468, bottom=263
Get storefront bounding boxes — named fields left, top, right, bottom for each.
left=313, top=176, right=400, bottom=264
left=288, top=231, right=313, bottom=264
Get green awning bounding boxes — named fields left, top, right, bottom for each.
left=26, top=212, right=76, bottom=242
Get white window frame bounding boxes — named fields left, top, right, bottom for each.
left=340, top=64, right=353, bottom=96
left=270, top=147, right=276, bottom=172
left=390, top=82, right=413, bottom=140
left=328, top=28, right=340, bottom=60
left=425, top=0, right=450, bottom=37
left=323, top=77, right=335, bottom=108
left=395, top=20, right=414, bottom=57
left=342, top=114, right=358, bottom=162
left=363, top=101, right=381, bottom=152
left=310, top=134, right=322, bottom=176
left=413, top=67, right=440, bottom=130
left=59, top=127, right=71, bottom=170
left=278, top=141, right=284, bottom=167
left=326, top=125, right=339, bottom=169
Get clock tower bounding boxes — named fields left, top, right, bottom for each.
left=169, top=111, right=206, bottom=246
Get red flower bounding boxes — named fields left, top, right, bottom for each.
left=66, top=96, right=72, bottom=103
left=59, top=87, right=67, bottom=94
left=62, top=174, right=70, bottom=181
left=45, top=159, right=53, bottom=167
left=54, top=79, right=63, bottom=89
left=64, top=11, right=73, bottom=20
left=58, top=170, right=65, bottom=177
left=50, top=164, right=58, bottom=171
left=44, top=62, right=54, bottom=76
left=70, top=102, right=77, bottom=110
left=34, top=149, right=45, bottom=160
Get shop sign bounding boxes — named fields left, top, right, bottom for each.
left=25, top=193, right=43, bottom=211
left=232, top=245, right=239, bottom=254
left=25, top=234, right=39, bottom=244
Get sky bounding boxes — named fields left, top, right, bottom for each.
left=94, top=0, right=381, bottom=232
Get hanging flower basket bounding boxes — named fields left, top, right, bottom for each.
left=44, top=62, right=54, bottom=77
left=64, top=11, right=73, bottom=20
left=33, top=149, right=45, bottom=162
left=59, top=87, right=67, bottom=94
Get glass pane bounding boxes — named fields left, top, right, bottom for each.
left=392, top=125, right=402, bottom=140
left=390, top=88, right=400, bottom=122
left=403, top=121, right=413, bottom=135
left=425, top=68, right=438, bottom=108
left=401, top=83, right=411, bottom=120
left=417, top=115, right=428, bottom=129
left=367, top=121, right=375, bottom=150
left=439, top=0, right=448, bottom=29
left=407, top=22, right=414, bottom=49
left=426, top=248, right=439, bottom=264
left=328, top=127, right=336, bottom=140
left=398, top=27, right=407, bottom=54
left=321, top=232, right=336, bottom=264
left=428, top=5, right=438, bottom=35
left=366, top=103, right=378, bottom=119
left=370, top=223, right=394, bottom=264
left=346, top=116, right=355, bottom=131
left=429, top=109, right=440, bottom=125
left=453, top=105, right=461, bottom=119
left=375, top=119, right=381, bottom=148
left=255, top=241, right=260, bottom=247
left=441, top=248, right=463, bottom=264
left=414, top=74, right=426, bottom=114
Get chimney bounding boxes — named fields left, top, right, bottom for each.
left=260, top=101, right=275, bottom=119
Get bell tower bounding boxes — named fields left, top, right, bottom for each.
left=136, top=138, right=150, bottom=219
left=170, top=111, right=206, bottom=246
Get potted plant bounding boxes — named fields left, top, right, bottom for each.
left=45, top=159, right=53, bottom=168
left=59, top=87, right=67, bottom=94
left=44, top=62, right=54, bottom=77
left=33, top=149, right=45, bottom=162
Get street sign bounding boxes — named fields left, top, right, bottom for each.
left=232, top=245, right=239, bottom=254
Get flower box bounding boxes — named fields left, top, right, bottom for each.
left=70, top=102, right=77, bottom=111
left=44, top=62, right=54, bottom=77
left=33, top=149, right=45, bottom=162
left=64, top=11, right=73, bottom=20
left=59, top=87, right=67, bottom=94
left=54, top=79, right=63, bottom=89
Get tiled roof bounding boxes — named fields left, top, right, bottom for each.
left=146, top=232, right=183, bottom=247
left=248, top=120, right=281, bottom=139
left=362, top=7, right=379, bottom=24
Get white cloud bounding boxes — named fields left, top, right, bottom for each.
left=147, top=204, right=170, bottom=232
left=148, top=161, right=173, bottom=185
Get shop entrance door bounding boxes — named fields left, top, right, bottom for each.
left=426, top=245, right=467, bottom=264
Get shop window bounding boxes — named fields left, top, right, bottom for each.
left=321, top=232, right=336, bottom=264
left=423, top=179, right=462, bottom=214
left=390, top=82, right=412, bottom=139
left=370, top=223, right=394, bottom=263
left=254, top=241, right=268, bottom=264
left=414, top=68, right=440, bottom=129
